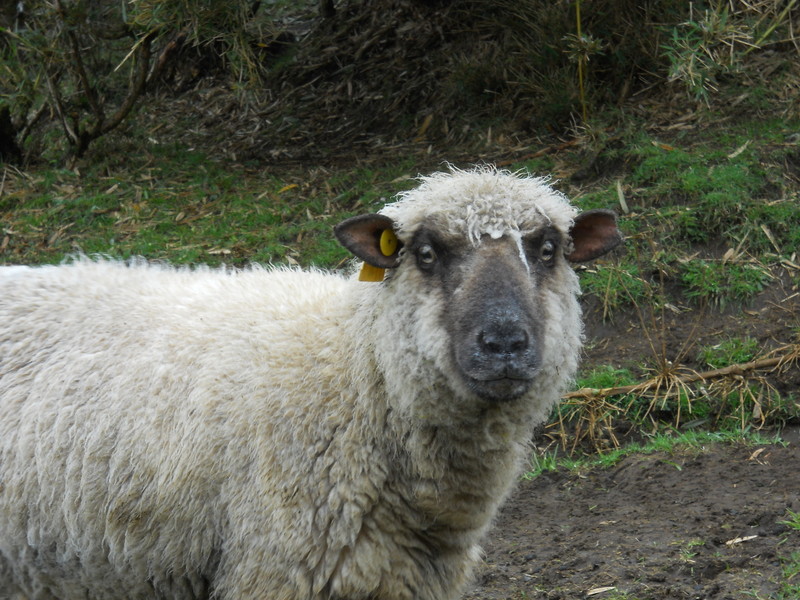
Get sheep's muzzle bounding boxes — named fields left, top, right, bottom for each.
left=462, top=305, right=540, bottom=401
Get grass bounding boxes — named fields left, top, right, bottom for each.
left=618, top=121, right=796, bottom=257
left=781, top=511, right=800, bottom=534
left=524, top=428, right=782, bottom=479
left=676, top=539, right=704, bottom=563
left=553, top=114, right=797, bottom=326
left=699, top=337, right=761, bottom=369
left=775, top=553, right=800, bottom=599
left=555, top=329, right=799, bottom=451
left=579, top=263, right=650, bottom=320
left=750, top=506, right=800, bottom=598
left=771, top=530, right=800, bottom=600
left=1, top=147, right=420, bottom=269
left=577, top=365, right=638, bottom=390
left=680, top=260, right=770, bottom=307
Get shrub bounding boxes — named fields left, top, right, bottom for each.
left=0, top=0, right=264, bottom=163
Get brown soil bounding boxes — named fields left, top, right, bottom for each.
left=465, top=434, right=800, bottom=600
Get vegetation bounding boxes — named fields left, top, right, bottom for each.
left=525, top=427, right=784, bottom=479
left=0, top=0, right=267, bottom=162
left=4, top=0, right=800, bottom=163
left=774, top=513, right=800, bottom=600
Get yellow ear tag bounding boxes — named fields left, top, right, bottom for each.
left=379, top=229, right=398, bottom=256
left=358, top=229, right=398, bottom=282
left=358, top=263, right=385, bottom=282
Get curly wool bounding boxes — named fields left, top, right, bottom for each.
left=383, top=166, right=577, bottom=244
left=0, top=168, right=586, bottom=600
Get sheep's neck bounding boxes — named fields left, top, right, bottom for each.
left=388, top=408, right=531, bottom=541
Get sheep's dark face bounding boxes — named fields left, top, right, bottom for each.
left=335, top=208, right=622, bottom=403
left=406, top=227, right=546, bottom=401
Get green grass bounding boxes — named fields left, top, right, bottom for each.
left=579, top=263, right=650, bottom=319
left=1, top=148, right=421, bottom=269
left=524, top=428, right=782, bottom=479
left=699, top=337, right=760, bottom=369
left=780, top=510, right=800, bottom=534
left=677, top=538, right=704, bottom=563
left=680, top=260, right=770, bottom=307
left=772, top=551, right=800, bottom=599
left=547, top=115, right=798, bottom=326
left=577, top=365, right=638, bottom=390
left=643, top=132, right=794, bottom=257
left=764, top=508, right=800, bottom=598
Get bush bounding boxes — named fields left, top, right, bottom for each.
left=0, top=0, right=264, bottom=163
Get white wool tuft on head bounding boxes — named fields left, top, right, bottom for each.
left=380, top=165, right=577, bottom=244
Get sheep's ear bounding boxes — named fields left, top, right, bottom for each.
left=566, top=209, right=623, bottom=263
left=334, top=214, right=403, bottom=269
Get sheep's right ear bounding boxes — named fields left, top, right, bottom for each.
left=334, top=214, right=403, bottom=268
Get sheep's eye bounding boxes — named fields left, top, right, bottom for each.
left=541, top=240, right=557, bottom=262
left=417, top=244, right=437, bottom=267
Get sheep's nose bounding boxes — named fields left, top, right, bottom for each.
left=457, top=312, right=540, bottom=401
left=478, top=322, right=530, bottom=357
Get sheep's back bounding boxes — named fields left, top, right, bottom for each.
left=0, top=260, right=365, bottom=597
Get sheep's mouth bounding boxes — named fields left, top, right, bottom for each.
left=466, top=374, right=535, bottom=402
left=457, top=353, right=541, bottom=402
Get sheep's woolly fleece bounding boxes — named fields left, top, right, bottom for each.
left=0, top=167, right=590, bottom=600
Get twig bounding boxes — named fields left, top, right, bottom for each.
left=19, top=103, right=48, bottom=144
left=563, top=350, right=796, bottom=400
left=102, top=32, right=154, bottom=137
left=149, top=30, right=188, bottom=83
left=575, top=0, right=588, bottom=122
left=54, top=0, right=103, bottom=123
left=745, top=0, right=799, bottom=54
left=44, top=71, right=79, bottom=147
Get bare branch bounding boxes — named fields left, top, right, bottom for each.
left=101, top=32, right=154, bottom=136
left=149, top=30, right=188, bottom=83
left=53, top=0, right=104, bottom=127
left=563, top=348, right=797, bottom=400
left=44, top=70, right=79, bottom=147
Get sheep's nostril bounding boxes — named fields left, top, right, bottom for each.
left=478, top=326, right=529, bottom=357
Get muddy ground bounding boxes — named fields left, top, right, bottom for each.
left=464, top=433, right=800, bottom=599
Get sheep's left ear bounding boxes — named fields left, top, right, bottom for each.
left=566, top=209, right=623, bottom=263
left=334, top=214, right=403, bottom=269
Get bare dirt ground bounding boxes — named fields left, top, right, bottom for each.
left=465, top=432, right=800, bottom=600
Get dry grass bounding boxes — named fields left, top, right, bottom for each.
left=558, top=342, right=800, bottom=453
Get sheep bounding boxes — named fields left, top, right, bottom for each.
left=0, top=166, right=622, bottom=600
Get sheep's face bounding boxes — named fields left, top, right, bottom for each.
left=408, top=226, right=546, bottom=401
left=334, top=169, right=622, bottom=404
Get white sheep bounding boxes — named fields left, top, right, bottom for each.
left=0, top=166, right=621, bottom=599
